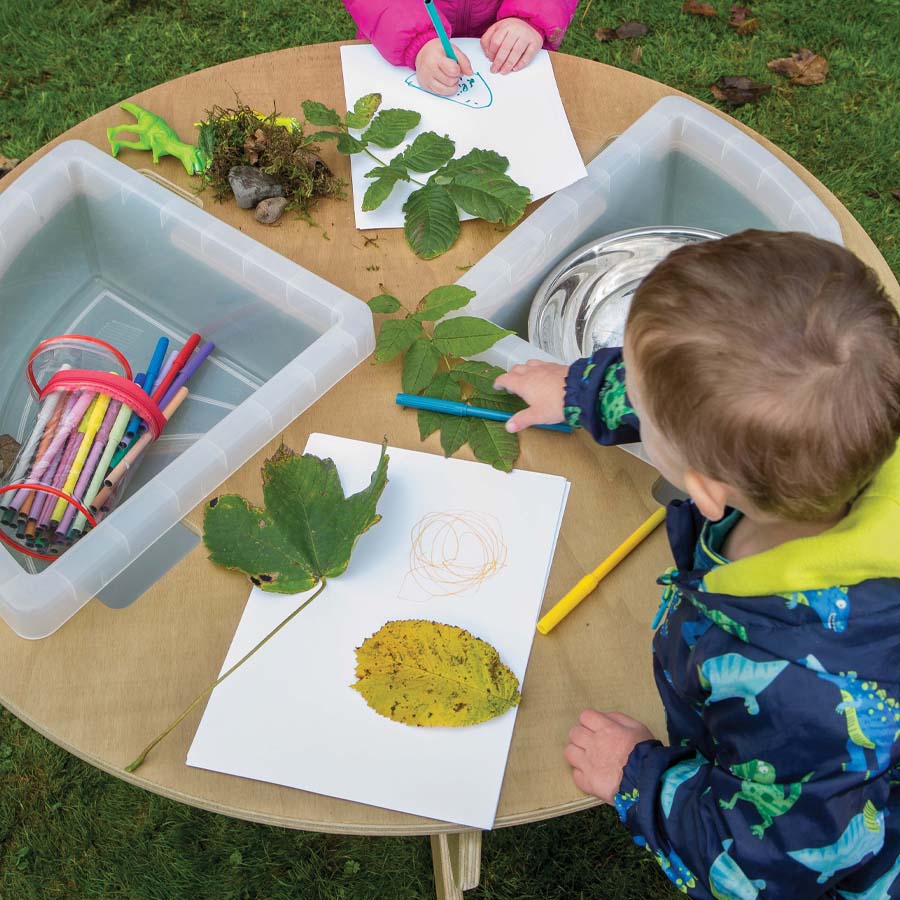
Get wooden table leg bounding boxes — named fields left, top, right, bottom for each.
left=430, top=831, right=482, bottom=900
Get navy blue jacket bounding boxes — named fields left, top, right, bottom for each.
left=565, top=348, right=900, bottom=900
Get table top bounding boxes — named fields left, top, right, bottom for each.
left=1, top=41, right=897, bottom=837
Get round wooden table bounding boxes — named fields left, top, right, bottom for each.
left=1, top=42, right=897, bottom=900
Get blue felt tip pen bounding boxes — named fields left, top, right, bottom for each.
left=423, top=0, right=458, bottom=63
left=396, top=393, right=573, bottom=433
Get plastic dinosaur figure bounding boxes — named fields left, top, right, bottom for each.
left=720, top=759, right=812, bottom=837
left=107, top=102, right=206, bottom=175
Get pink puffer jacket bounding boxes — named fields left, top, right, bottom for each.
left=343, top=0, right=578, bottom=69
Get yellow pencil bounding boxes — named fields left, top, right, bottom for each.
left=537, top=505, right=667, bottom=635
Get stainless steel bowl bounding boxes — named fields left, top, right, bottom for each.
left=528, top=226, right=724, bottom=362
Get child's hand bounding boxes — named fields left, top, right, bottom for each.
left=565, top=710, right=655, bottom=803
left=415, top=39, right=473, bottom=95
left=493, top=360, right=568, bottom=433
left=481, top=18, right=543, bottom=74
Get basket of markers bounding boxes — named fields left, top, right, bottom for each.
left=0, top=332, right=213, bottom=561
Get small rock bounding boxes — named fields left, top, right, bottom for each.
left=228, top=165, right=284, bottom=209
left=255, top=196, right=289, bottom=225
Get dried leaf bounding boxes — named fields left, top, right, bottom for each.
left=631, top=45, right=644, bottom=65
left=203, top=442, right=389, bottom=592
left=616, top=21, right=649, bottom=38
left=728, top=5, right=759, bottom=33
left=352, top=619, right=521, bottom=727
left=767, top=49, right=828, bottom=85
left=683, top=1, right=718, bottom=17
left=0, top=434, right=20, bottom=476
left=710, top=75, right=772, bottom=107
left=595, top=26, right=618, bottom=42
left=0, top=155, right=20, bottom=178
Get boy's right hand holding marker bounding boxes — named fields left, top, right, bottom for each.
left=415, top=39, right=473, bottom=95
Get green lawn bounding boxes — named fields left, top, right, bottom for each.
left=0, top=1, right=898, bottom=898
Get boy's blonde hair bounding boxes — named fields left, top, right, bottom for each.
left=627, top=230, right=900, bottom=520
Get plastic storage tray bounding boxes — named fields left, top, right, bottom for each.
left=0, top=141, right=374, bottom=638
left=459, top=96, right=843, bottom=369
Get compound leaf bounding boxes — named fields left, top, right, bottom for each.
left=439, top=416, right=469, bottom=457
left=403, top=184, right=461, bottom=260
left=401, top=132, right=456, bottom=172
left=432, top=316, right=513, bottom=356
left=446, top=172, right=531, bottom=226
left=375, top=317, right=423, bottom=362
left=337, top=132, right=368, bottom=155
left=450, top=361, right=506, bottom=395
left=414, top=284, right=475, bottom=321
left=467, top=418, right=519, bottom=472
left=301, top=100, right=341, bottom=127
left=368, top=293, right=402, bottom=314
left=429, top=148, right=510, bottom=183
left=402, top=336, right=442, bottom=394
left=352, top=619, right=521, bottom=726
left=363, top=177, right=398, bottom=211
left=362, top=109, right=421, bottom=148
left=417, top=372, right=460, bottom=440
left=344, top=93, right=382, bottom=129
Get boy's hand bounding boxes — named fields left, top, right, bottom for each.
left=493, top=360, right=568, bottom=433
left=481, top=18, right=543, bottom=73
left=565, top=710, right=655, bottom=803
left=415, top=39, right=473, bottom=95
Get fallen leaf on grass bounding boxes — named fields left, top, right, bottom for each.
left=728, top=6, right=759, bottom=34
left=767, top=49, right=828, bottom=85
left=596, top=21, right=649, bottom=41
left=632, top=45, right=644, bottom=64
left=683, top=1, right=718, bottom=17
left=710, top=76, right=772, bottom=106
left=0, top=155, right=20, bottom=178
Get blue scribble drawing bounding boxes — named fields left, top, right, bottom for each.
left=661, top=755, right=708, bottom=817
left=709, top=839, right=766, bottom=900
left=699, top=653, right=788, bottom=715
left=782, top=585, right=850, bottom=632
left=788, top=800, right=885, bottom=884
left=837, top=853, right=900, bottom=900
left=404, top=72, right=494, bottom=108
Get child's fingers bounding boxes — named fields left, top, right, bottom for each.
left=568, top=724, right=594, bottom=749
left=505, top=406, right=545, bottom=433
left=578, top=708, right=609, bottom=731
left=436, top=56, right=461, bottom=79
left=513, top=41, right=541, bottom=72
left=606, top=711, right=641, bottom=727
left=454, top=47, right=473, bottom=76
left=499, top=38, right=528, bottom=74
left=481, top=22, right=500, bottom=58
left=564, top=742, right=586, bottom=768
left=491, top=32, right=519, bottom=73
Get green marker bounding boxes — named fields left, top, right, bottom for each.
left=423, top=0, right=458, bottom=63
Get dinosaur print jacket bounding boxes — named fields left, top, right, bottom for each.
left=564, top=347, right=900, bottom=900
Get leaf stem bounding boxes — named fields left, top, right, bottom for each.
left=124, top=578, right=328, bottom=773
left=361, top=146, right=426, bottom=187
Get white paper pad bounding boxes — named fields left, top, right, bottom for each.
left=188, top=434, right=570, bottom=828
left=340, top=41, right=587, bottom=230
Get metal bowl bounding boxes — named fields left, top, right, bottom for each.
left=528, top=226, right=724, bottom=362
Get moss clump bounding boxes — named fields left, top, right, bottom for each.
left=197, top=100, right=344, bottom=215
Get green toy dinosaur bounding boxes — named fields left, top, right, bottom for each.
left=107, top=102, right=207, bottom=175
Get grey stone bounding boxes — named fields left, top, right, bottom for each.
left=255, top=196, right=289, bottom=225
left=228, top=165, right=284, bottom=209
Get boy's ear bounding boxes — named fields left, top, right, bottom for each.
left=684, top=468, right=731, bottom=521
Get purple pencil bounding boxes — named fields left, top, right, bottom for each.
left=37, top=429, right=85, bottom=530
left=159, top=341, right=215, bottom=409
left=26, top=439, right=69, bottom=528
left=56, top=399, right=122, bottom=539
left=9, top=392, right=81, bottom=513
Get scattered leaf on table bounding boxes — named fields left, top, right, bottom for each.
left=728, top=5, right=759, bottom=33
left=374, top=317, right=423, bottom=362
left=401, top=337, right=442, bottom=394
left=445, top=172, right=531, bottom=226
left=767, top=49, right=828, bottom=85
left=433, top=317, right=514, bottom=356
left=0, top=156, right=21, bottom=178
left=467, top=417, right=519, bottom=472
left=301, top=100, right=342, bottom=127
left=416, top=372, right=461, bottom=440
left=616, top=21, right=649, bottom=38
left=710, top=76, right=772, bottom=107
left=0, top=434, right=21, bottom=476
left=368, top=293, right=402, bottom=314
left=439, top=415, right=469, bottom=457
left=683, top=1, right=718, bottom=17
left=203, top=442, right=389, bottom=591
left=450, top=361, right=507, bottom=395
left=413, top=284, right=475, bottom=321
left=352, top=619, right=521, bottom=727
left=403, top=184, right=461, bottom=259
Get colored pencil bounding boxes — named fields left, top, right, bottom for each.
left=159, top=340, right=214, bottom=409
left=123, top=337, right=166, bottom=446
left=151, top=333, right=201, bottom=405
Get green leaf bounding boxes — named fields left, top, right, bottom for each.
left=352, top=619, right=521, bottom=726
left=403, top=185, right=460, bottom=260
left=432, top=317, right=514, bottom=356
left=337, top=132, right=368, bottom=154
left=368, top=293, right=401, bottom=314
left=402, top=337, right=442, bottom=393
left=362, top=108, right=421, bottom=148
left=203, top=495, right=319, bottom=593
left=417, top=372, right=461, bottom=439
left=467, top=418, right=519, bottom=472
left=374, top=317, right=423, bottom=362
left=203, top=444, right=390, bottom=588
left=414, top=285, right=475, bottom=321
left=429, top=148, right=510, bottom=184
left=304, top=130, right=340, bottom=144
left=363, top=177, right=398, bottom=211
left=262, top=443, right=389, bottom=580
left=439, top=416, right=469, bottom=456
left=469, top=390, right=527, bottom=414
left=450, top=361, right=506, bottom=395
left=302, top=100, right=342, bottom=127
left=343, top=93, right=382, bottom=129
left=400, top=132, right=455, bottom=173
left=446, top=172, right=531, bottom=226
left=364, top=163, right=410, bottom=181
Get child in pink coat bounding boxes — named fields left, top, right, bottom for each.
left=343, top=0, right=578, bottom=95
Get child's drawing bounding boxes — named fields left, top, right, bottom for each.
left=399, top=510, right=507, bottom=601
left=404, top=72, right=494, bottom=109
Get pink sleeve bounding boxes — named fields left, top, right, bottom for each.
left=342, top=0, right=452, bottom=69
left=495, top=0, right=578, bottom=49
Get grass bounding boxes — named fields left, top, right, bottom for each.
left=0, top=1, right=897, bottom=897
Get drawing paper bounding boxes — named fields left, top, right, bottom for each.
left=187, top=434, right=570, bottom=828
left=340, top=41, right=587, bottom=229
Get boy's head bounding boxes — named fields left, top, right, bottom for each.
left=622, top=230, right=900, bottom=522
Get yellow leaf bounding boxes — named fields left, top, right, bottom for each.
left=352, top=620, right=521, bottom=727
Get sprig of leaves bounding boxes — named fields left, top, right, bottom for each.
left=369, top=285, right=526, bottom=471
left=300, top=94, right=531, bottom=259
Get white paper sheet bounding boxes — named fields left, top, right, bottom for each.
left=187, top=434, right=570, bottom=829
left=340, top=41, right=588, bottom=230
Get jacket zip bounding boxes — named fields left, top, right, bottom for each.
left=456, top=0, right=471, bottom=36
